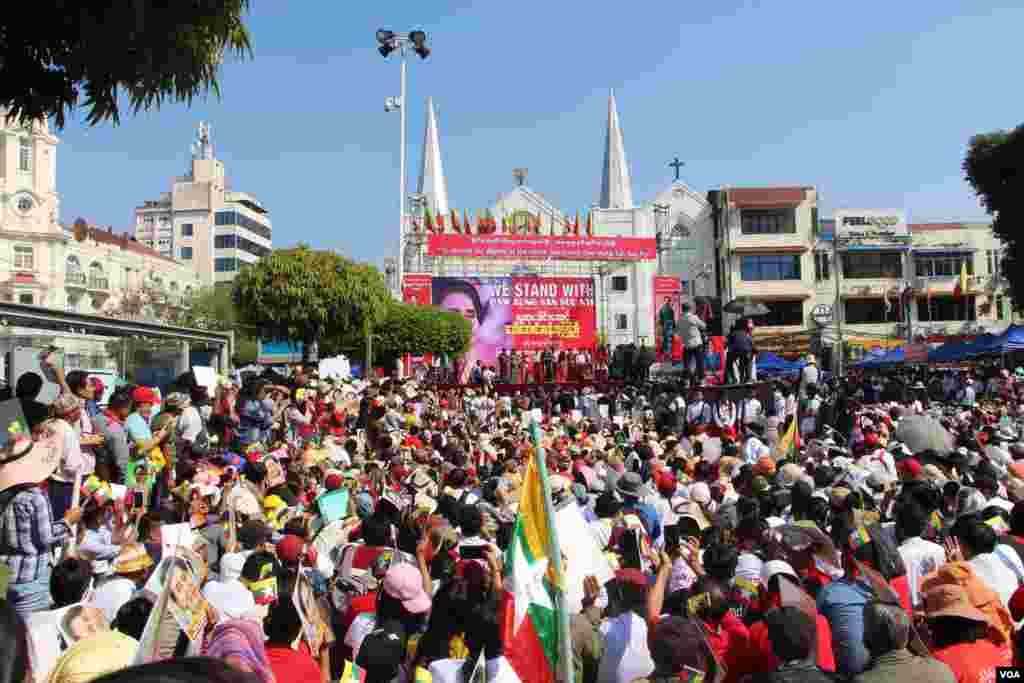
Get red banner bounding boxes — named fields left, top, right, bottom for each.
left=401, top=274, right=433, bottom=306
left=431, top=276, right=596, bottom=381
left=426, top=233, right=656, bottom=261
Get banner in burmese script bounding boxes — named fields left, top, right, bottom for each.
left=426, top=233, right=657, bottom=261
left=430, top=276, right=597, bottom=368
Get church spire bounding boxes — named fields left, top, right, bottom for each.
left=599, top=89, right=633, bottom=210
left=417, top=97, right=449, bottom=216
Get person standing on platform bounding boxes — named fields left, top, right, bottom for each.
left=543, top=346, right=555, bottom=383
left=659, top=296, right=676, bottom=358
left=679, top=303, right=707, bottom=385
left=510, top=350, right=520, bottom=386
left=497, top=349, right=509, bottom=384
left=799, top=355, right=820, bottom=399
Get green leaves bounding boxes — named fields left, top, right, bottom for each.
left=964, top=125, right=1024, bottom=308
left=232, top=246, right=391, bottom=350
left=0, top=1, right=254, bottom=128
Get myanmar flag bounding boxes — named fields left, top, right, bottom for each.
left=774, top=412, right=801, bottom=461
left=502, top=426, right=572, bottom=683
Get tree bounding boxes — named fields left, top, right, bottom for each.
left=177, top=286, right=240, bottom=332
left=964, top=125, right=1024, bottom=305
left=0, top=1, right=253, bottom=128
left=233, top=247, right=391, bottom=361
left=339, top=301, right=472, bottom=366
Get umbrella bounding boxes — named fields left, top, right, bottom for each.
left=893, top=414, right=955, bottom=454
left=724, top=297, right=771, bottom=317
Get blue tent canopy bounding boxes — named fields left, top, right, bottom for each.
left=969, top=325, right=1024, bottom=356
left=855, top=347, right=905, bottom=368
left=757, top=352, right=808, bottom=375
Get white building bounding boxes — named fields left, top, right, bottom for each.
left=135, top=123, right=271, bottom=286
left=405, top=91, right=716, bottom=348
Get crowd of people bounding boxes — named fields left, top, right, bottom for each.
left=5, top=353, right=1024, bottom=683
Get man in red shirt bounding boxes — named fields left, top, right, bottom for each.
left=265, top=576, right=329, bottom=683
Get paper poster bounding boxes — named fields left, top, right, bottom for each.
left=160, top=523, right=195, bottom=559
left=554, top=501, right=615, bottom=613
left=292, top=569, right=330, bottom=655
left=133, top=575, right=172, bottom=665
left=316, top=489, right=350, bottom=524
left=55, top=602, right=110, bottom=647
left=142, top=556, right=208, bottom=642
left=191, top=366, right=218, bottom=399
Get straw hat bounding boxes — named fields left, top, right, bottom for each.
left=0, top=421, right=59, bottom=492
left=923, top=583, right=989, bottom=624
left=46, top=630, right=138, bottom=683
left=113, top=543, right=154, bottom=575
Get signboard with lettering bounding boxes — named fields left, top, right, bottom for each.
left=834, top=209, right=909, bottom=246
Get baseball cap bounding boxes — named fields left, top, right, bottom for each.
left=355, top=621, right=406, bottom=681
left=382, top=562, right=431, bottom=614
left=761, top=560, right=799, bottom=586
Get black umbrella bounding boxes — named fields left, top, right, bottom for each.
left=724, top=297, right=771, bottom=317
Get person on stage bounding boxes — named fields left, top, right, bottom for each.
left=659, top=296, right=676, bottom=357
left=679, top=303, right=707, bottom=384
left=543, top=346, right=555, bottom=383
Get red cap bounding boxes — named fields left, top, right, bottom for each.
left=276, top=534, right=315, bottom=565
left=614, top=568, right=650, bottom=589
left=132, top=386, right=158, bottom=405
left=657, top=473, right=677, bottom=496
left=324, top=474, right=343, bottom=491
left=897, top=458, right=922, bottom=479
left=865, top=433, right=879, bottom=448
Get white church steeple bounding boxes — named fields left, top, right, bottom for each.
left=417, top=97, right=449, bottom=216
left=599, top=89, right=633, bottom=210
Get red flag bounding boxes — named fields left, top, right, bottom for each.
left=450, top=209, right=461, bottom=234
left=464, top=209, right=472, bottom=236
left=436, top=212, right=446, bottom=233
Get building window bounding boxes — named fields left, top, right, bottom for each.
left=13, top=245, right=34, bottom=270
left=614, top=313, right=629, bottom=330
left=18, top=293, right=33, bottom=305
left=611, top=276, right=629, bottom=292
left=997, top=295, right=1006, bottom=320
left=915, top=253, right=974, bottom=278
left=814, top=252, right=830, bottom=281
left=181, top=223, right=194, bottom=237
left=215, top=258, right=239, bottom=272
left=916, top=296, right=976, bottom=322
left=761, top=300, right=805, bottom=326
left=215, top=210, right=273, bottom=241
left=740, top=209, right=795, bottom=235
left=844, top=298, right=904, bottom=324
left=843, top=252, right=902, bottom=279
left=19, top=138, right=31, bottom=172
left=180, top=247, right=193, bottom=260
left=740, top=254, right=801, bottom=281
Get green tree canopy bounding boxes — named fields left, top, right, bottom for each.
left=0, top=1, right=253, bottom=128
left=964, top=126, right=1024, bottom=305
left=233, top=247, right=391, bottom=358
left=346, top=301, right=471, bottom=365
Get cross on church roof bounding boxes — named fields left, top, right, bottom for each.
left=669, top=157, right=685, bottom=182
left=513, top=168, right=528, bottom=187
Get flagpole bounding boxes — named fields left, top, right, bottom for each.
left=528, top=420, right=574, bottom=683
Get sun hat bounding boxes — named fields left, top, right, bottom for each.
left=0, top=421, right=59, bottom=492
left=616, top=472, right=650, bottom=499
left=112, top=543, right=154, bottom=575
left=689, top=481, right=711, bottom=506
left=382, top=562, right=431, bottom=614
left=51, top=393, right=80, bottom=417
left=203, top=580, right=257, bottom=621
left=761, top=559, right=799, bottom=586
left=46, top=630, right=137, bottom=683
left=923, top=583, right=990, bottom=624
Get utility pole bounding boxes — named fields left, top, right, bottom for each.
left=833, top=230, right=844, bottom=376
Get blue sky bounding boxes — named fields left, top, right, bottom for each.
left=56, top=0, right=1024, bottom=269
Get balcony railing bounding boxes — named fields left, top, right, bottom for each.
left=88, top=277, right=109, bottom=290
left=66, top=271, right=87, bottom=286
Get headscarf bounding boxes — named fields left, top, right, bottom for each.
left=46, top=631, right=138, bottom=683
left=203, top=619, right=277, bottom=683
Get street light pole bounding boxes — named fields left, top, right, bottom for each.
left=377, top=29, right=430, bottom=298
